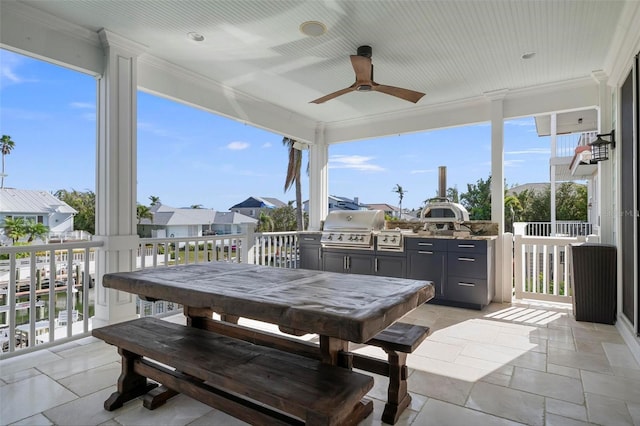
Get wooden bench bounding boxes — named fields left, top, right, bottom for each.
left=92, top=317, right=374, bottom=426
left=359, top=322, right=430, bottom=425
left=186, top=312, right=429, bottom=425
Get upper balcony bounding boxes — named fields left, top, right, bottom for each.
left=535, top=110, right=600, bottom=181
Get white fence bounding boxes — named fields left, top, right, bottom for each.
left=513, top=235, right=586, bottom=303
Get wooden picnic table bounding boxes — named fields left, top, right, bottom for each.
left=100, top=262, right=434, bottom=424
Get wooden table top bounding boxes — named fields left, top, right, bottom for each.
left=103, top=262, right=434, bottom=343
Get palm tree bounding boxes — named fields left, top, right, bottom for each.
left=392, top=184, right=406, bottom=219
left=136, top=204, right=153, bottom=224
left=3, top=216, right=26, bottom=243
left=283, top=137, right=303, bottom=231
left=257, top=211, right=274, bottom=232
left=25, top=220, right=49, bottom=242
left=149, top=195, right=160, bottom=207
left=1, top=135, right=16, bottom=189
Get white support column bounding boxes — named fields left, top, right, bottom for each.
left=592, top=70, right=614, bottom=244
left=308, top=125, right=329, bottom=231
left=550, top=113, right=557, bottom=236
left=487, top=89, right=507, bottom=302
left=93, top=30, right=146, bottom=327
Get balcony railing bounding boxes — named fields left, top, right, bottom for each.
left=0, top=231, right=306, bottom=357
left=2, top=228, right=582, bottom=356
left=513, top=235, right=586, bottom=303
left=0, top=241, right=103, bottom=356
left=554, top=131, right=598, bottom=158
left=513, top=221, right=593, bottom=237
left=251, top=231, right=299, bottom=268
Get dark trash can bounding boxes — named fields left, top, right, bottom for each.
left=570, top=243, right=617, bottom=324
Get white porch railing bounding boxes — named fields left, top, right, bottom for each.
left=513, top=221, right=593, bottom=237
left=0, top=241, right=103, bottom=356
left=251, top=231, right=299, bottom=268
left=513, top=234, right=586, bottom=303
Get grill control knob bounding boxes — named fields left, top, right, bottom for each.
left=337, top=234, right=343, bottom=241
left=383, top=237, right=388, bottom=242
left=327, top=234, right=333, bottom=240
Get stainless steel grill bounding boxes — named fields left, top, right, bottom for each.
left=321, top=210, right=385, bottom=250
left=375, top=229, right=413, bottom=252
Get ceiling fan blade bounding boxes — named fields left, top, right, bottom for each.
left=350, top=55, right=372, bottom=82
left=310, top=84, right=357, bottom=104
left=372, top=84, right=426, bottom=103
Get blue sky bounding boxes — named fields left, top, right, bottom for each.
left=1, top=48, right=551, bottom=211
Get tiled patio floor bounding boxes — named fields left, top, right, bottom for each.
left=1, top=301, right=639, bottom=426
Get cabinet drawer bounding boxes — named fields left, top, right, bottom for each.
left=447, top=253, right=487, bottom=278
left=405, top=238, right=447, bottom=251
left=446, top=276, right=488, bottom=305
left=299, top=233, right=322, bottom=245
left=447, top=239, right=487, bottom=254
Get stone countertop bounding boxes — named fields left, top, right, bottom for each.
left=402, top=233, right=498, bottom=240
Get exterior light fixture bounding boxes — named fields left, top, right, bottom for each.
left=589, top=130, right=615, bottom=162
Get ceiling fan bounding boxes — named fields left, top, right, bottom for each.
left=310, top=45, right=426, bottom=104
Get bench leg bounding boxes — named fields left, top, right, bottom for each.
left=104, top=349, right=158, bottom=411
left=381, top=350, right=411, bottom=425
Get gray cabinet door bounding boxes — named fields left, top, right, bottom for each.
left=375, top=255, right=406, bottom=278
left=407, top=250, right=445, bottom=298
left=348, top=253, right=375, bottom=275
left=323, top=250, right=347, bottom=273
left=299, top=244, right=321, bottom=270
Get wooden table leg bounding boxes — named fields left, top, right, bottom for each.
left=381, top=349, right=411, bottom=425
left=319, top=335, right=373, bottom=424
left=104, top=348, right=158, bottom=411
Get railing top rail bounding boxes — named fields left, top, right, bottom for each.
left=0, top=241, right=104, bottom=254
left=254, top=231, right=300, bottom=237
left=515, top=235, right=586, bottom=245
left=139, top=235, right=242, bottom=243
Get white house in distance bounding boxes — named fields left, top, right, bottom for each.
left=137, top=203, right=256, bottom=238
left=0, top=188, right=76, bottom=244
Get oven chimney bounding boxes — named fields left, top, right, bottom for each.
left=438, top=166, right=447, bottom=199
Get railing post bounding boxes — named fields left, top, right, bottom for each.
left=240, top=224, right=255, bottom=264
left=496, top=233, right=514, bottom=303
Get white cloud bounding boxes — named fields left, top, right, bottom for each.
left=227, top=141, right=250, bottom=150
left=504, top=159, right=526, bottom=167
left=329, top=155, right=384, bottom=172
left=138, top=121, right=171, bottom=137
left=506, top=148, right=549, bottom=155
left=70, top=102, right=95, bottom=110
left=262, top=142, right=272, bottom=148
left=410, top=169, right=435, bottom=174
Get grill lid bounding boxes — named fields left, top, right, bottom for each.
left=321, top=210, right=385, bottom=249
left=322, top=210, right=385, bottom=231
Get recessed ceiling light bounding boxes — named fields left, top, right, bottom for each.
left=187, top=32, right=205, bottom=42
left=521, top=52, right=536, bottom=60
left=300, top=21, right=327, bottom=37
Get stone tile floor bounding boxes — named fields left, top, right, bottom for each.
left=1, top=301, right=639, bottom=425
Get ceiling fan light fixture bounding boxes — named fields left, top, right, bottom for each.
left=357, top=85, right=372, bottom=92
left=300, top=21, right=327, bottom=37
left=187, top=32, right=205, bottom=42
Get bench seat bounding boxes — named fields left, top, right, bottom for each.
left=93, top=317, right=374, bottom=426
left=358, top=322, right=430, bottom=425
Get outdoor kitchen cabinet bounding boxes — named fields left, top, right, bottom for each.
left=374, top=251, right=406, bottom=278
left=446, top=239, right=494, bottom=309
left=298, top=233, right=322, bottom=270
left=406, top=238, right=447, bottom=298
left=322, top=248, right=375, bottom=275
